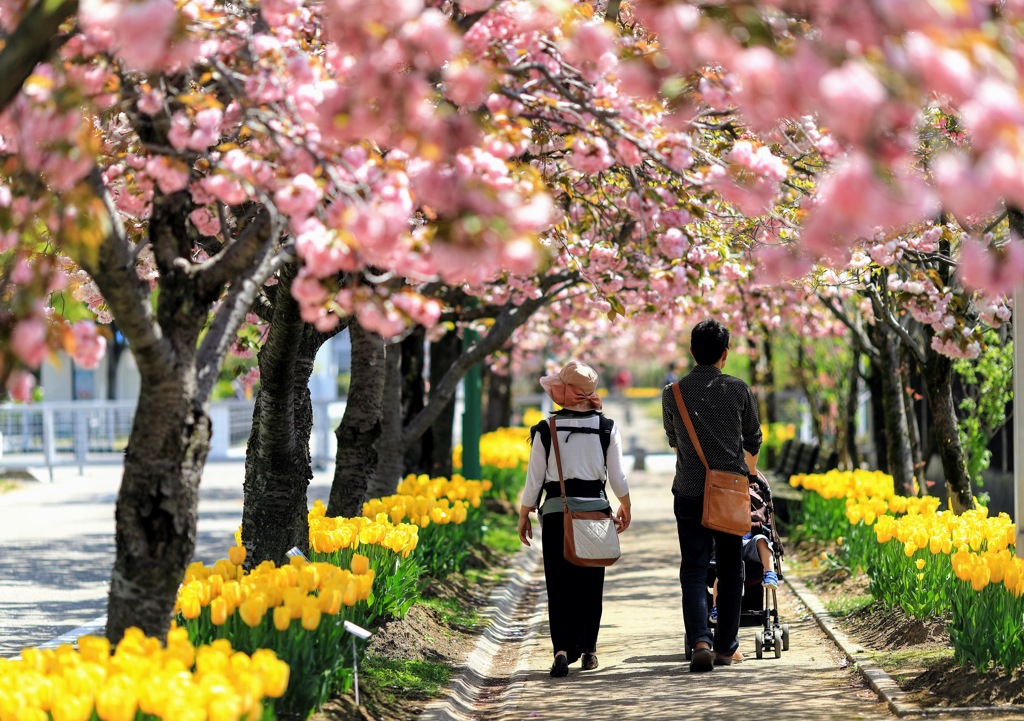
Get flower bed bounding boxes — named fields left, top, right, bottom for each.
left=0, top=426, right=531, bottom=721
left=792, top=469, right=1024, bottom=671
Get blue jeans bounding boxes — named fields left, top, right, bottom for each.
left=674, top=493, right=742, bottom=656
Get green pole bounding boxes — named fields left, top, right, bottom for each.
left=462, top=325, right=482, bottom=480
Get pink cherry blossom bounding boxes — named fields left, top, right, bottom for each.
left=10, top=316, right=48, bottom=368
left=6, top=370, right=36, bottom=403
left=80, top=0, right=177, bottom=71
left=443, top=63, right=491, bottom=108
left=818, top=60, right=886, bottom=143
left=274, top=174, right=322, bottom=219
left=145, top=157, right=190, bottom=194
left=568, top=137, right=614, bottom=175
left=70, top=321, right=107, bottom=369
left=200, top=174, right=248, bottom=206
left=959, top=235, right=1024, bottom=297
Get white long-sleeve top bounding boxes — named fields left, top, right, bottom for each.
left=520, top=412, right=630, bottom=515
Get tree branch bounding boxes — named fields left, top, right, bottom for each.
left=401, top=292, right=550, bottom=447
left=195, top=238, right=291, bottom=400
left=193, top=206, right=282, bottom=294
left=0, top=0, right=77, bottom=113
left=816, top=291, right=879, bottom=364
left=82, top=167, right=173, bottom=371
left=867, top=286, right=926, bottom=367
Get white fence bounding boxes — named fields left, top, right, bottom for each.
left=0, top=399, right=349, bottom=479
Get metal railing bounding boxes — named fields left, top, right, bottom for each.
left=0, top=399, right=350, bottom=479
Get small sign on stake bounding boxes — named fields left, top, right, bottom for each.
left=343, top=621, right=373, bottom=706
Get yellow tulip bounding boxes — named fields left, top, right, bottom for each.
left=273, top=605, right=291, bottom=632
left=95, top=678, right=138, bottom=721
left=50, top=693, right=92, bottom=721
left=15, top=708, right=48, bottom=721
left=178, top=589, right=201, bottom=620
left=319, top=587, right=343, bottom=615
left=251, top=650, right=290, bottom=698
left=343, top=581, right=359, bottom=607
left=208, top=696, right=243, bottom=721
left=971, top=563, right=990, bottom=592
left=915, top=558, right=925, bottom=570
left=239, top=596, right=267, bottom=628
left=210, top=597, right=229, bottom=626
left=77, top=636, right=110, bottom=665
left=301, top=600, right=321, bottom=631
left=351, top=554, right=370, bottom=575
left=229, top=544, right=246, bottom=566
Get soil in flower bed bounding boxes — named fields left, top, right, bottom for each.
left=793, top=542, right=1024, bottom=710
left=311, top=541, right=514, bottom=721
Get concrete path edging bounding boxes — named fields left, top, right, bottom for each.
left=785, top=574, right=1024, bottom=718
left=420, top=544, right=543, bottom=721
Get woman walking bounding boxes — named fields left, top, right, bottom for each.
left=518, top=360, right=631, bottom=677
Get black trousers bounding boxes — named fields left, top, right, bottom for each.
left=541, top=509, right=606, bottom=662
left=674, top=493, right=742, bottom=656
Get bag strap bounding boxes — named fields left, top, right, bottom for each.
left=549, top=417, right=568, bottom=506
left=672, top=381, right=710, bottom=471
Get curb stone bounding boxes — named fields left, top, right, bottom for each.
left=420, top=544, right=543, bottom=721
left=785, top=574, right=1024, bottom=718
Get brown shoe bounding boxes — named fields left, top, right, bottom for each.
left=582, top=653, right=598, bottom=670
left=690, top=643, right=714, bottom=672
left=713, top=651, right=744, bottom=666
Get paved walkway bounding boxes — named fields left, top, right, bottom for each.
left=0, top=462, right=335, bottom=658
left=500, top=467, right=892, bottom=721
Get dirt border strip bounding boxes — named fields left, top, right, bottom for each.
left=785, top=575, right=1024, bottom=718
left=420, top=544, right=543, bottom=721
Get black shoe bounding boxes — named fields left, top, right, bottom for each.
left=689, top=645, right=714, bottom=673
left=550, top=655, right=569, bottom=677
left=582, top=653, right=598, bottom=670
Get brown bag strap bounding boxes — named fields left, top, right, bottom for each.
left=672, top=381, right=710, bottom=471
left=549, top=417, right=568, bottom=504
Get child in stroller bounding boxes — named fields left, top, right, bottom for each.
left=692, top=472, right=790, bottom=659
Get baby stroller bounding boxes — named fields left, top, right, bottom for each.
left=685, top=471, right=790, bottom=660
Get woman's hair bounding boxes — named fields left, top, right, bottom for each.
left=690, top=319, right=730, bottom=365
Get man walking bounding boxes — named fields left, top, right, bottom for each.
left=662, top=319, right=761, bottom=672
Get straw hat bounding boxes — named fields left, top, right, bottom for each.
left=539, top=360, right=603, bottom=412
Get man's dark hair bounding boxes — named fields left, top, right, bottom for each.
left=690, top=319, right=730, bottom=365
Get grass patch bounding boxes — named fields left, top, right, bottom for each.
left=418, top=596, right=482, bottom=631
left=0, top=480, right=20, bottom=494
left=871, top=647, right=955, bottom=676
left=824, top=594, right=873, bottom=617
left=361, top=655, right=451, bottom=701
left=482, top=510, right=520, bottom=556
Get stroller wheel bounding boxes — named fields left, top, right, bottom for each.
left=781, top=623, right=790, bottom=652
left=754, top=629, right=764, bottom=660
left=773, top=629, right=784, bottom=658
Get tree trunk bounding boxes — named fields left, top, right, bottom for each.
left=901, top=352, right=927, bottom=496
left=328, top=324, right=386, bottom=518
left=922, top=343, right=975, bottom=513
left=795, top=344, right=825, bottom=445
left=369, top=343, right=404, bottom=498
left=870, top=322, right=916, bottom=495
left=428, top=329, right=461, bottom=477
left=105, top=324, right=126, bottom=400
left=867, top=359, right=889, bottom=474
left=401, top=329, right=427, bottom=475
left=842, top=356, right=861, bottom=470
left=106, top=369, right=208, bottom=642
left=483, top=361, right=513, bottom=432
left=241, top=269, right=323, bottom=566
